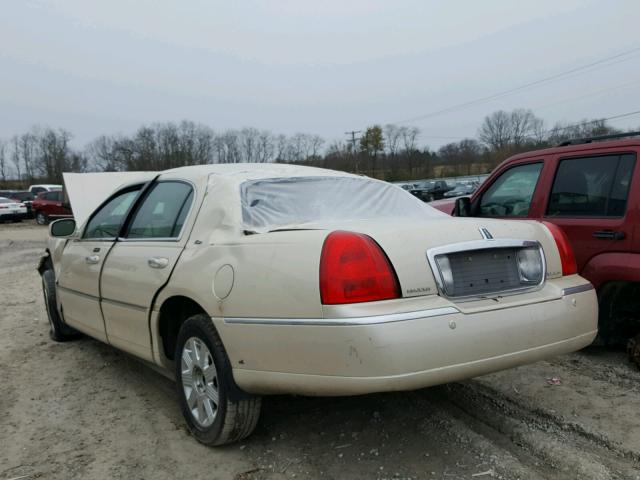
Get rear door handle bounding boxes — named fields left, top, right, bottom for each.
left=593, top=230, right=625, bottom=240
left=85, top=255, right=100, bottom=264
left=148, top=257, right=169, bottom=269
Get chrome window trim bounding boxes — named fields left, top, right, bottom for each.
left=426, top=238, right=547, bottom=301
left=222, top=306, right=459, bottom=326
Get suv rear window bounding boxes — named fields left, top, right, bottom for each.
left=547, top=153, right=636, bottom=218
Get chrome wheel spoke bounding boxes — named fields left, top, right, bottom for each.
left=182, top=336, right=219, bottom=428
left=181, top=346, right=194, bottom=371
left=182, top=370, right=193, bottom=388
left=203, top=398, right=215, bottom=419
left=203, top=364, right=216, bottom=383
left=186, top=386, right=197, bottom=410
left=205, top=384, right=219, bottom=406
left=196, top=396, right=206, bottom=422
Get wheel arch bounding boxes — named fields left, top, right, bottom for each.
left=581, top=252, right=640, bottom=290
left=156, top=295, right=208, bottom=362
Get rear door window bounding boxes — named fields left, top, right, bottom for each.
left=546, top=154, right=636, bottom=218
left=126, top=182, right=194, bottom=239
left=478, top=162, right=543, bottom=217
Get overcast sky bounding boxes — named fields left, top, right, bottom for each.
left=1, top=0, right=639, bottom=149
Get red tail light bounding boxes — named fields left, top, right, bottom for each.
left=320, top=231, right=401, bottom=305
left=542, top=222, right=577, bottom=276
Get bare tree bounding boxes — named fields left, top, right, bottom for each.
left=257, top=130, right=275, bottom=163
left=478, top=110, right=513, bottom=150
left=383, top=124, right=402, bottom=156
left=309, top=135, right=325, bottom=159
left=10, top=136, right=22, bottom=181
left=510, top=109, right=543, bottom=146
left=0, top=140, right=6, bottom=182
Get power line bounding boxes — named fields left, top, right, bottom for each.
left=544, top=109, right=640, bottom=134
left=394, top=45, right=640, bottom=124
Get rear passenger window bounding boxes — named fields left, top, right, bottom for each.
left=127, top=182, right=193, bottom=239
left=547, top=154, right=635, bottom=217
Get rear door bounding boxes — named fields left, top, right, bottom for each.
left=542, top=151, right=637, bottom=272
left=100, top=181, right=195, bottom=360
left=57, top=186, right=142, bottom=341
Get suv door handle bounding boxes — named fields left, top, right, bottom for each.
left=593, top=230, right=625, bottom=240
left=148, top=257, right=169, bottom=269
left=85, top=255, right=100, bottom=264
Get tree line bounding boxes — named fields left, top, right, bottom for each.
left=0, top=109, right=628, bottom=188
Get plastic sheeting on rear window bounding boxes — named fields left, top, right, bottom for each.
left=240, top=176, right=443, bottom=233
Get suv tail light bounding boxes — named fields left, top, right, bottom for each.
left=320, top=231, right=401, bottom=305
left=542, top=221, right=577, bottom=276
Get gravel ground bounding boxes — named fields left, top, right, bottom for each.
left=1, top=221, right=639, bottom=480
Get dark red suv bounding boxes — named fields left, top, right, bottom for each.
left=31, top=190, right=73, bottom=225
left=432, top=132, right=640, bottom=344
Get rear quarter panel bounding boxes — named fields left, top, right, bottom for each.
left=155, top=230, right=328, bottom=319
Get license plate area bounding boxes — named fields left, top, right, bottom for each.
left=441, top=248, right=521, bottom=297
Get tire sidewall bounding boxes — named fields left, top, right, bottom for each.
left=175, top=315, right=230, bottom=443
left=42, top=269, right=61, bottom=339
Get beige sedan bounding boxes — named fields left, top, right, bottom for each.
left=39, top=164, right=597, bottom=445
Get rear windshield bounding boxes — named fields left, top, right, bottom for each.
left=241, top=176, right=441, bottom=233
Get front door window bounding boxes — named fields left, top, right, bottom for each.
left=478, top=162, right=543, bottom=217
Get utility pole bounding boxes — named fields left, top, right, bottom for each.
left=345, top=130, right=361, bottom=173
left=344, top=130, right=361, bottom=153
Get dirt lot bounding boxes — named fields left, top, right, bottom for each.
left=1, top=221, right=639, bottom=480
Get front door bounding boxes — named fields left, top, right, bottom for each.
left=542, top=152, right=636, bottom=272
left=100, top=181, right=194, bottom=360
left=57, top=187, right=142, bottom=340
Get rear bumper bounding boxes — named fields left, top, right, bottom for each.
left=215, top=281, right=598, bottom=396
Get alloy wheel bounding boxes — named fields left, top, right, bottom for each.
left=181, top=337, right=219, bottom=428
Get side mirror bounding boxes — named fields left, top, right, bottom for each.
left=50, top=218, right=76, bottom=237
left=454, top=197, right=471, bottom=217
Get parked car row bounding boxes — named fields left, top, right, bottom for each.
left=0, top=184, right=72, bottom=225
left=397, top=179, right=482, bottom=203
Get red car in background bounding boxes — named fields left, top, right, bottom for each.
left=31, top=190, right=73, bottom=225
left=432, top=132, right=640, bottom=345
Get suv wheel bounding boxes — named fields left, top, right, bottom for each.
left=35, top=211, right=48, bottom=225
left=41, top=268, right=80, bottom=341
left=175, top=314, right=261, bottom=446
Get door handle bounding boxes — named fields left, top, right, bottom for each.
left=85, top=255, right=100, bottom=264
left=148, top=257, right=169, bottom=269
left=593, top=230, right=625, bottom=240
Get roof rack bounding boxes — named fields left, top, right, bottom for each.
left=557, top=131, right=640, bottom=147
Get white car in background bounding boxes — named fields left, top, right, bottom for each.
left=39, top=164, right=597, bottom=446
left=0, top=197, right=27, bottom=222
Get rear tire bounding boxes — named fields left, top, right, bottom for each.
left=41, top=268, right=80, bottom=342
left=35, top=211, right=48, bottom=225
left=175, top=314, right=261, bottom=446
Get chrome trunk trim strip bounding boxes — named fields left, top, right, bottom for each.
left=562, top=283, right=594, bottom=296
